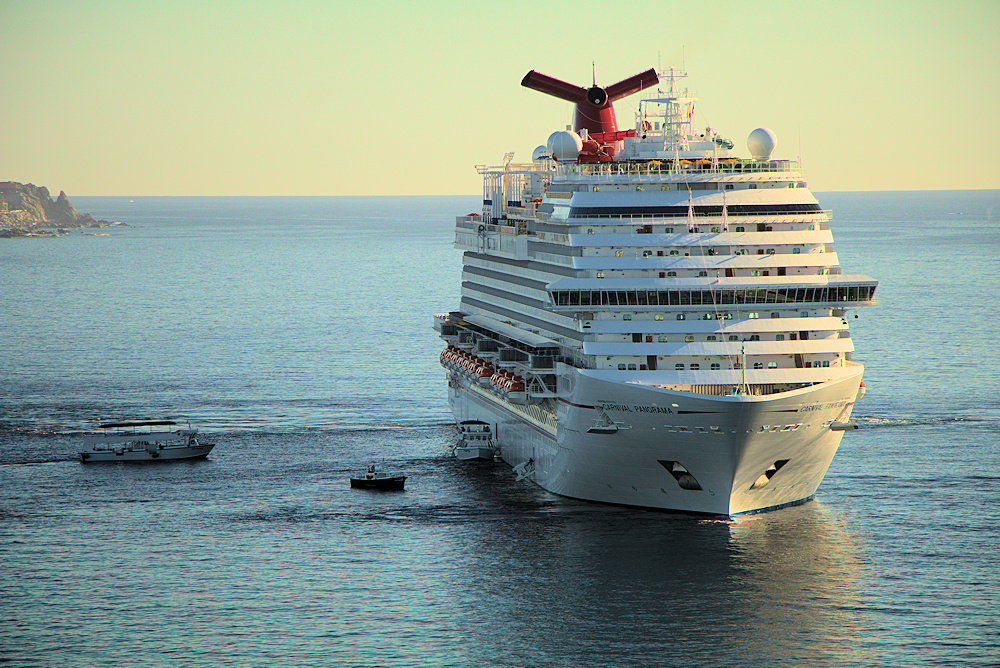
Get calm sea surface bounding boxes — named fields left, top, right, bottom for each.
left=1, top=192, right=998, bottom=667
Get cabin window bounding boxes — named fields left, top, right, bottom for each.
left=623, top=314, right=632, bottom=321
left=793, top=247, right=801, bottom=254
left=669, top=250, right=679, bottom=256
left=748, top=312, right=759, bottom=319
left=675, top=363, right=684, bottom=370
left=728, top=335, right=739, bottom=341
left=753, top=362, right=764, bottom=369
left=698, top=271, right=708, bottom=277
left=775, top=334, right=785, bottom=341
left=654, top=314, right=664, bottom=321
left=733, top=362, right=741, bottom=369
left=636, top=185, right=645, bottom=191
left=767, top=249, right=775, bottom=254
left=618, top=363, right=627, bottom=370
left=596, top=271, right=604, bottom=279
left=711, top=363, right=721, bottom=370
left=615, top=250, right=624, bottom=257
left=665, top=227, right=674, bottom=233
left=690, top=363, right=700, bottom=370
left=587, top=229, right=595, bottom=234
left=658, top=336, right=668, bottom=343
left=643, top=250, right=653, bottom=257
left=711, top=227, right=721, bottom=233
left=593, top=186, right=600, bottom=192
left=751, top=270, right=761, bottom=277
left=768, top=362, right=778, bottom=369
left=748, top=335, right=760, bottom=341
left=822, top=360, right=830, bottom=367
left=666, top=271, right=677, bottom=277
left=707, top=335, right=717, bottom=341
left=736, top=249, right=749, bottom=255
left=735, top=226, right=745, bottom=232
left=725, top=184, right=734, bottom=190
left=628, top=364, right=637, bottom=370
left=749, top=184, right=757, bottom=189
left=661, top=185, right=671, bottom=191
left=684, top=335, right=695, bottom=342
left=800, top=311, right=809, bottom=317
left=676, top=314, right=686, bottom=321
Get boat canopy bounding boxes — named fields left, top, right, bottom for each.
left=99, top=420, right=178, bottom=429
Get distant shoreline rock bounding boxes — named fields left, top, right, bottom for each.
left=0, top=182, right=127, bottom=238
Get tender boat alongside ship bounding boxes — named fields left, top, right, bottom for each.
left=435, top=65, right=878, bottom=516
left=454, top=420, right=498, bottom=460
left=80, top=421, right=215, bottom=462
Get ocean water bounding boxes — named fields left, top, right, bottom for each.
left=1, top=191, right=997, bottom=667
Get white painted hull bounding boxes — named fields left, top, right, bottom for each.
left=80, top=444, right=215, bottom=462
left=447, top=367, right=862, bottom=516
left=454, top=446, right=497, bottom=461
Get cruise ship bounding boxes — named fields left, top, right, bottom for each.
left=434, top=66, right=878, bottom=516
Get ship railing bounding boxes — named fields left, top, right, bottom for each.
left=456, top=216, right=530, bottom=235
left=564, top=211, right=832, bottom=224
left=557, top=159, right=803, bottom=179
left=528, top=250, right=575, bottom=266
left=476, top=162, right=549, bottom=175
left=649, top=383, right=797, bottom=396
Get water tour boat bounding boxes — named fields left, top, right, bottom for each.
left=454, top=420, right=498, bottom=460
left=80, top=421, right=215, bottom=462
left=434, top=65, right=877, bottom=516
left=350, top=465, right=407, bottom=490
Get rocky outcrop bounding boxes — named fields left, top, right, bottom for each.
left=0, top=182, right=118, bottom=237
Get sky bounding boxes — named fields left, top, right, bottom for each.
left=1, top=0, right=998, bottom=196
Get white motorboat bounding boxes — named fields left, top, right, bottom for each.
left=454, top=420, right=498, bottom=460
left=80, top=421, right=215, bottom=462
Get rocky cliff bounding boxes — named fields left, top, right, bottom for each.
left=0, top=182, right=113, bottom=237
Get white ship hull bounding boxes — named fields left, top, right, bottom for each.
left=448, top=368, right=861, bottom=516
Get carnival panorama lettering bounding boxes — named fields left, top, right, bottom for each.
left=602, top=403, right=674, bottom=414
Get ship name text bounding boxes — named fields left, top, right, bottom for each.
left=799, top=400, right=849, bottom=413
left=601, top=403, right=674, bottom=414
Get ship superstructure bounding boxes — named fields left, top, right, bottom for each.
left=434, top=67, right=877, bottom=516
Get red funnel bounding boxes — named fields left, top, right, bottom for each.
left=521, top=67, right=658, bottom=153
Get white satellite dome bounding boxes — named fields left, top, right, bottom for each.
left=747, top=127, right=776, bottom=161
left=531, top=145, right=550, bottom=162
left=547, top=130, right=583, bottom=162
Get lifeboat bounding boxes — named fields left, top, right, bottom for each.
left=507, top=375, right=527, bottom=404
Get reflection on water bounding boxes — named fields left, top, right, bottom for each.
left=440, top=465, right=874, bottom=667
left=728, top=502, right=872, bottom=667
